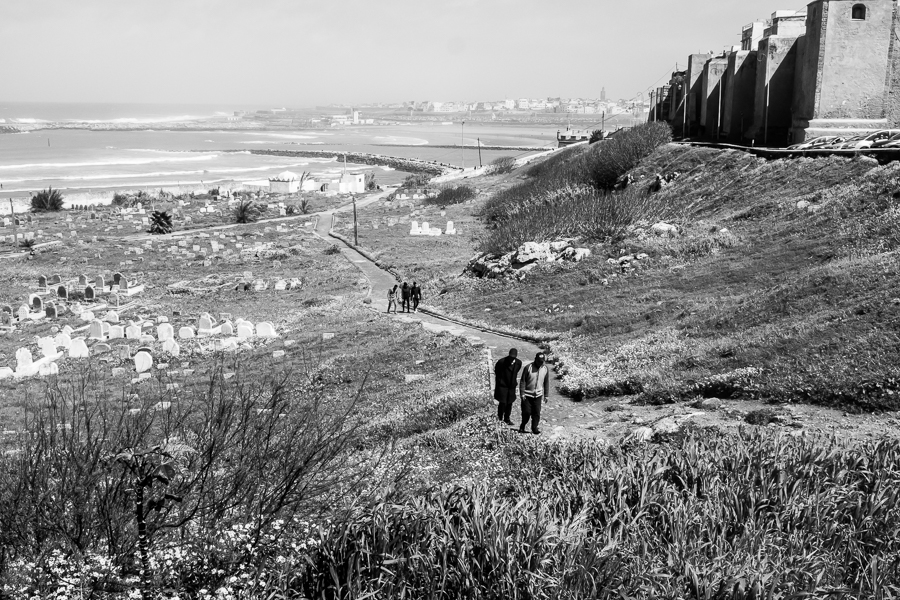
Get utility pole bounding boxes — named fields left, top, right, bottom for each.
left=461, top=121, right=465, bottom=169
left=352, top=193, right=358, bottom=246
left=477, top=138, right=482, bottom=167
left=10, top=199, right=18, bottom=247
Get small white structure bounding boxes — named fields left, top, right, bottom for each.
left=445, top=221, right=457, bottom=235
left=410, top=220, right=422, bottom=235
left=269, top=171, right=301, bottom=194
left=339, top=172, right=367, bottom=194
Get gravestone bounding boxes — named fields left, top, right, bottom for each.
left=77, top=274, right=87, bottom=286
left=178, top=326, right=195, bottom=339
left=109, top=294, right=120, bottom=307
left=117, top=345, right=131, bottom=359
left=57, top=285, right=68, bottom=300
left=18, top=305, right=29, bottom=321
left=108, top=325, right=125, bottom=339
left=94, top=343, right=111, bottom=354
left=45, top=303, right=57, bottom=319
left=38, top=363, right=59, bottom=377
left=113, top=272, right=122, bottom=286
left=89, top=320, right=105, bottom=340
left=220, top=321, right=233, bottom=336
left=54, top=333, right=72, bottom=349
left=84, top=286, right=95, bottom=301
left=38, top=275, right=47, bottom=289
left=16, top=348, right=33, bottom=370
left=445, top=221, right=456, bottom=235
left=95, top=275, right=105, bottom=290
left=31, top=296, right=43, bottom=312
left=274, top=280, right=287, bottom=291
left=68, top=339, right=90, bottom=359
left=162, top=339, right=180, bottom=356
left=157, top=323, right=174, bottom=341
left=0, top=312, right=10, bottom=327
left=125, top=323, right=141, bottom=339
left=37, top=337, right=56, bottom=357
left=104, top=311, right=119, bottom=324
left=62, top=325, right=73, bottom=336
left=236, top=323, right=254, bottom=338
left=49, top=274, right=61, bottom=285
left=257, top=322, right=277, bottom=338
left=198, top=314, right=214, bottom=331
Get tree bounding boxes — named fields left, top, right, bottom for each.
left=489, top=156, right=517, bottom=175
left=234, top=199, right=264, bottom=223
left=30, top=188, right=64, bottom=212
left=148, top=211, right=173, bottom=235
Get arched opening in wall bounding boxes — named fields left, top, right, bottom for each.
left=852, top=4, right=867, bottom=20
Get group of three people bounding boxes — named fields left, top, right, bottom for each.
left=387, top=281, right=422, bottom=314
left=494, top=348, right=549, bottom=435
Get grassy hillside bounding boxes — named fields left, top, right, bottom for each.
left=428, top=143, right=900, bottom=410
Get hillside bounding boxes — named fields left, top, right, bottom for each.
left=413, top=144, right=900, bottom=413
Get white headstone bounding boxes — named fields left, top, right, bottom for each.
left=104, top=311, right=120, bottom=324
left=157, top=323, right=174, bottom=341
left=89, top=320, right=105, bottom=340
left=108, top=325, right=125, bottom=339
left=134, top=352, right=153, bottom=374
left=236, top=323, right=254, bottom=338
left=162, top=338, right=181, bottom=356
left=256, top=322, right=277, bottom=338
left=16, top=348, right=33, bottom=369
left=54, top=333, right=72, bottom=349
left=178, top=326, right=196, bottom=339
left=220, top=321, right=234, bottom=335
left=68, top=339, right=90, bottom=359
left=199, top=314, right=214, bottom=331
left=125, top=325, right=141, bottom=339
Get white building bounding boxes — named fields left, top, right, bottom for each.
left=269, top=171, right=301, bottom=194
left=339, top=173, right=367, bottom=194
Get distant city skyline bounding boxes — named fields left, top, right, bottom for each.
left=1, top=0, right=811, bottom=106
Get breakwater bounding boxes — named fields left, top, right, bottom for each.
left=222, top=149, right=453, bottom=176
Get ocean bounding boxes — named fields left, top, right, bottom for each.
left=0, top=102, right=565, bottom=213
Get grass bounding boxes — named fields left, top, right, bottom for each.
left=427, top=184, right=476, bottom=207
left=298, top=427, right=900, bottom=598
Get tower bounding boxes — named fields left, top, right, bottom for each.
left=601, top=87, right=607, bottom=102
left=792, top=0, right=896, bottom=142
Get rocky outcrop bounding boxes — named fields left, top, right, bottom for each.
left=465, top=240, right=592, bottom=281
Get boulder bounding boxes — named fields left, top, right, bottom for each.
left=796, top=200, right=810, bottom=210
left=514, top=241, right=554, bottom=264
left=651, top=222, right=678, bottom=236
left=572, top=248, right=591, bottom=262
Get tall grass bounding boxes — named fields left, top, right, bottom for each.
left=427, top=184, right=476, bottom=207
left=481, top=184, right=681, bottom=254
left=480, top=123, right=674, bottom=252
left=298, top=428, right=900, bottom=598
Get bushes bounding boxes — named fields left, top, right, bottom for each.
left=480, top=184, right=680, bottom=254
left=489, top=156, right=517, bottom=174
left=427, top=185, right=476, bottom=207
left=233, top=198, right=264, bottom=223
left=30, top=187, right=64, bottom=212
left=575, top=122, right=672, bottom=190
left=0, top=365, right=373, bottom=595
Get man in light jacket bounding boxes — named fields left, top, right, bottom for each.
left=494, top=348, right=522, bottom=425
left=519, top=352, right=549, bottom=435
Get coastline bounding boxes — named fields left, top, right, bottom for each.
left=222, top=149, right=456, bottom=176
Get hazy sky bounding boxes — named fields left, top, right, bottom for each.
left=0, top=0, right=810, bottom=106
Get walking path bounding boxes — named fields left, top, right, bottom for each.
left=311, top=194, right=579, bottom=437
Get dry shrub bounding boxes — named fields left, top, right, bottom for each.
left=489, top=156, right=517, bottom=174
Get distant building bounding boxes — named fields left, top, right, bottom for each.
left=339, top=172, right=367, bottom=194
left=656, top=0, right=900, bottom=145
left=269, top=171, right=301, bottom=194
left=557, top=128, right=590, bottom=147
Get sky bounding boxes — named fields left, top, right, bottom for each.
left=0, top=0, right=811, bottom=106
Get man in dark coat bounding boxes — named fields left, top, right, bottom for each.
left=519, top=352, right=550, bottom=435
left=400, top=282, right=411, bottom=313
left=494, top=348, right=521, bottom=425
left=411, top=282, right=422, bottom=312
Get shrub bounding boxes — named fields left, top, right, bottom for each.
left=481, top=185, right=679, bottom=254
left=323, top=244, right=341, bottom=255
left=148, top=210, right=173, bottom=235
left=403, top=173, right=432, bottom=188
left=575, top=122, right=672, bottom=190
left=427, top=185, right=476, bottom=207
left=30, top=187, right=64, bottom=212
left=365, top=172, right=377, bottom=190
left=233, top=199, right=264, bottom=223
left=489, top=156, right=517, bottom=175
left=589, top=129, right=604, bottom=144
left=111, top=192, right=130, bottom=206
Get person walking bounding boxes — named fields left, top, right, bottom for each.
left=494, top=348, right=522, bottom=425
left=387, top=285, right=398, bottom=314
left=400, top=282, right=411, bottom=313
left=411, top=282, right=422, bottom=312
left=519, top=352, right=549, bottom=435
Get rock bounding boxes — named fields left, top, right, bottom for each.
left=549, top=240, right=571, bottom=252
left=618, top=255, right=634, bottom=263
left=796, top=200, right=811, bottom=210
left=572, top=248, right=591, bottom=262
left=651, top=222, right=678, bottom=236
left=693, top=398, right=722, bottom=410
left=627, top=426, right=654, bottom=443
left=514, top=241, right=554, bottom=264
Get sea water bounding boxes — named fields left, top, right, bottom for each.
left=0, top=102, right=561, bottom=213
